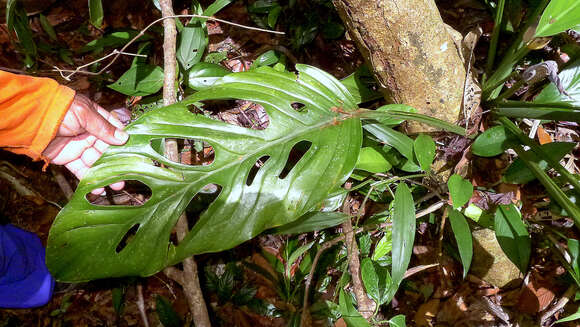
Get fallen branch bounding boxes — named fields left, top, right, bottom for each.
left=53, top=14, right=284, bottom=80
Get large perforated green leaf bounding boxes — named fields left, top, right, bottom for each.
left=46, top=65, right=362, bottom=282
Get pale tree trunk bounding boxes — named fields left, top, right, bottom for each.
left=332, top=0, right=466, bottom=133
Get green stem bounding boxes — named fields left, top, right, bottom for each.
left=357, top=109, right=467, bottom=137
left=494, top=78, right=526, bottom=102
left=485, top=0, right=505, bottom=75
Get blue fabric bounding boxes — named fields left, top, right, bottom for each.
left=0, top=224, right=54, bottom=308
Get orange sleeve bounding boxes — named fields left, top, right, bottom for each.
left=0, top=70, right=75, bottom=164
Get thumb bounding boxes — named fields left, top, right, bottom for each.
left=84, top=110, right=129, bottom=145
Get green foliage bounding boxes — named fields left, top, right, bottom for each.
left=338, top=289, right=371, bottom=327
left=88, top=0, right=104, bottom=28
left=447, top=174, right=473, bottom=209
left=184, top=62, right=230, bottom=90
left=355, top=147, right=392, bottom=173
left=471, top=126, right=511, bottom=157
left=494, top=204, right=530, bottom=274
left=46, top=65, right=362, bottom=282
left=361, top=257, right=392, bottom=306
left=387, top=183, right=415, bottom=302
left=273, top=211, right=349, bottom=235
left=413, top=134, right=436, bottom=172
left=108, top=65, right=164, bottom=96
left=448, top=209, right=472, bottom=278
left=503, top=142, right=575, bottom=184
left=156, top=295, right=181, bottom=327
left=535, top=0, right=580, bottom=37
left=371, top=228, right=392, bottom=261
left=534, top=59, right=580, bottom=108
left=388, top=315, right=406, bottom=327
left=80, top=30, right=148, bottom=53
left=554, top=307, right=580, bottom=325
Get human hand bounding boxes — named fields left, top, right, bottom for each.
left=42, top=93, right=129, bottom=195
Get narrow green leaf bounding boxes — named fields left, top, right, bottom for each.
left=39, top=14, right=57, bottom=41
left=6, top=0, right=16, bottom=30
left=494, top=204, right=530, bottom=274
left=156, top=295, right=181, bottom=327
left=286, top=241, right=314, bottom=278
left=13, top=7, right=36, bottom=58
left=363, top=124, right=414, bottom=161
left=495, top=101, right=580, bottom=123
left=267, top=5, right=282, bottom=28
left=554, top=306, right=580, bottom=324
left=80, top=30, right=146, bottom=53
left=413, top=134, right=436, bottom=172
left=253, top=50, right=280, bottom=68
left=535, top=0, right=580, bottom=37
left=387, top=183, right=415, bottom=302
left=273, top=211, right=349, bottom=235
left=360, top=109, right=466, bottom=136
left=338, top=289, right=371, bottom=327
left=88, top=0, right=104, bottom=28
left=567, top=238, right=580, bottom=279
left=108, top=65, right=164, bottom=96
left=448, top=174, right=473, bottom=209
left=355, top=147, right=392, bottom=173
left=503, top=142, right=575, bottom=184
left=184, top=62, right=229, bottom=90
left=375, top=104, right=417, bottom=127
left=112, top=287, right=125, bottom=315
left=471, top=126, right=511, bottom=157
left=448, top=209, right=473, bottom=278
left=203, top=0, right=234, bottom=17
left=388, top=315, right=407, bottom=327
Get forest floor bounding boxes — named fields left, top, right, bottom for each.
left=1, top=0, right=580, bottom=326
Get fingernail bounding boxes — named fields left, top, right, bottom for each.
left=115, top=130, right=129, bottom=143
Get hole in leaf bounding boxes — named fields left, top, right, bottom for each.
left=291, top=102, right=306, bottom=112
left=193, top=99, right=270, bottom=130
left=279, top=140, right=312, bottom=179
left=170, top=184, right=222, bottom=246
left=116, top=223, right=140, bottom=253
left=246, top=156, right=270, bottom=186
left=86, top=180, right=152, bottom=206
left=150, top=138, right=215, bottom=166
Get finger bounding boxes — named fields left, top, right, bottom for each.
left=94, top=140, right=109, bottom=153
left=65, top=158, right=90, bottom=181
left=48, top=135, right=97, bottom=165
left=83, top=107, right=128, bottom=146
left=109, top=181, right=125, bottom=191
left=91, top=187, right=106, bottom=195
left=97, top=107, right=125, bottom=129
left=80, top=147, right=102, bottom=167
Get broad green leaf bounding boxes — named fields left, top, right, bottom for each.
left=448, top=209, right=473, bottom=278
left=340, top=65, right=382, bottom=105
left=361, top=257, right=391, bottom=305
left=273, top=211, right=349, bottom=234
left=494, top=204, right=530, bottom=274
left=533, top=59, right=580, bottom=109
left=386, top=183, right=415, bottom=302
left=355, top=147, right=392, bottom=173
left=39, top=14, right=57, bottom=41
left=202, top=0, right=233, bottom=17
left=80, top=30, right=146, bottom=53
left=567, top=238, right=580, bottom=281
left=535, top=0, right=580, bottom=37
left=554, top=306, right=580, bottom=324
left=503, top=142, right=575, bottom=184
left=550, top=191, right=578, bottom=217
left=388, top=315, right=407, bottom=327
left=267, top=5, right=282, bottom=28
left=372, top=229, right=392, bottom=261
left=413, top=134, right=436, bottom=172
left=184, top=62, right=229, bottom=90
left=448, top=174, right=473, bottom=209
left=156, top=295, right=181, bottom=327
left=108, top=65, right=164, bottom=96
left=46, top=65, right=362, bottom=282
left=338, top=289, right=371, bottom=327
left=89, top=0, right=104, bottom=28
left=471, top=126, right=511, bottom=157
left=177, top=25, right=207, bottom=70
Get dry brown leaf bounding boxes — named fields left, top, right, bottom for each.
left=414, top=299, right=440, bottom=327
left=537, top=126, right=553, bottom=145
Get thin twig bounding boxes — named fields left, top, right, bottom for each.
left=540, top=284, right=577, bottom=326
left=53, top=14, right=283, bottom=80
left=136, top=283, right=150, bottom=327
